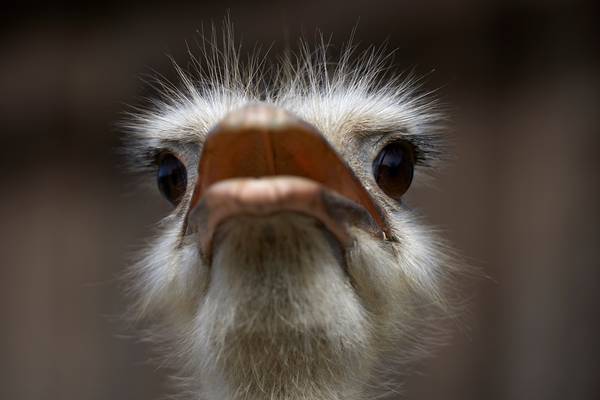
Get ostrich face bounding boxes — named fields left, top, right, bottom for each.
left=126, top=43, right=453, bottom=400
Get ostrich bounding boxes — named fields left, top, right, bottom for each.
left=124, top=31, right=460, bottom=400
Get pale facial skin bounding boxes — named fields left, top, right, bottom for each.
left=125, top=43, right=457, bottom=400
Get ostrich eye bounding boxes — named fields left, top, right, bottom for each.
left=372, top=141, right=415, bottom=200
left=157, top=153, right=187, bottom=205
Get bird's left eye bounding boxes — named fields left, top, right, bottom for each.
left=157, top=153, right=187, bottom=206
left=372, top=141, right=415, bottom=200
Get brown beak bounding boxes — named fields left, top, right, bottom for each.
left=190, top=104, right=389, bottom=256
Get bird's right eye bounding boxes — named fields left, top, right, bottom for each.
left=372, top=141, right=415, bottom=201
left=157, top=153, right=187, bottom=206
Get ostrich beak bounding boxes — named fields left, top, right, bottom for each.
left=191, top=104, right=389, bottom=257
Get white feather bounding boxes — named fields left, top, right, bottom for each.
left=123, top=26, right=462, bottom=400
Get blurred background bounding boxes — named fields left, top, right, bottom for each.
left=1, top=1, right=598, bottom=399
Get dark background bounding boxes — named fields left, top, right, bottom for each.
left=1, top=1, right=599, bottom=399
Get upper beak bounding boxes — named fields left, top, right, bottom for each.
left=190, top=104, right=389, bottom=256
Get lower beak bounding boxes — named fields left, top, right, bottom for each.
left=190, top=104, right=389, bottom=256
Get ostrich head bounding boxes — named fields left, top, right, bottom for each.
left=124, top=33, right=458, bottom=400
